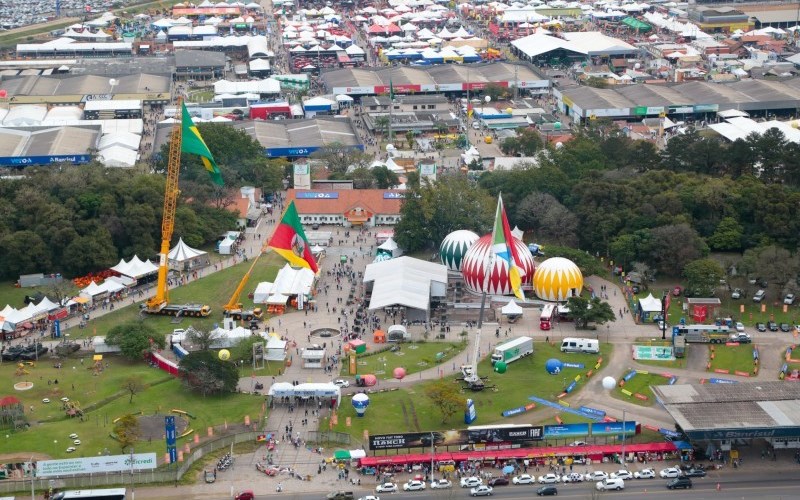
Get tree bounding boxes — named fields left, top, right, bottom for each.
left=565, top=296, right=615, bottom=329
left=0, top=231, right=51, bottom=278
left=106, top=321, right=164, bottom=361
left=707, top=217, right=743, bottom=251
left=425, top=380, right=466, bottom=424
left=309, top=142, right=373, bottom=175
left=514, top=192, right=579, bottom=246
left=122, top=376, right=145, bottom=404
left=648, top=224, right=708, bottom=277
left=683, top=258, right=725, bottom=297
left=179, top=350, right=239, bottom=396
left=371, top=165, right=400, bottom=189
left=186, top=326, right=221, bottom=351
left=113, top=414, right=140, bottom=452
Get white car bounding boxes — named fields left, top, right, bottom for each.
left=376, top=483, right=398, bottom=493
left=596, top=478, right=625, bottom=491
left=403, top=480, right=426, bottom=491
left=430, top=479, right=452, bottom=489
left=333, top=379, right=350, bottom=388
left=611, top=470, right=633, bottom=480
left=359, top=497, right=380, bottom=500
left=512, top=474, right=535, bottom=485
left=538, top=473, right=560, bottom=484
left=562, top=473, right=584, bottom=483
left=634, top=468, right=655, bottom=479
left=460, top=477, right=483, bottom=488
left=470, top=485, right=493, bottom=497
left=568, top=441, right=587, bottom=447
left=735, top=322, right=745, bottom=332
left=659, top=467, right=681, bottom=479
left=785, top=294, right=796, bottom=305
left=584, top=471, right=609, bottom=482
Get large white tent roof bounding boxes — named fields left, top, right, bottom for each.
left=110, top=255, right=158, bottom=279
left=363, top=256, right=447, bottom=312
left=512, top=31, right=636, bottom=59
left=638, top=293, right=662, bottom=313
left=253, top=263, right=316, bottom=303
left=168, top=237, right=207, bottom=263
left=214, top=78, right=281, bottom=95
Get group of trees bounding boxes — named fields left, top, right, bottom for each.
left=398, top=122, right=800, bottom=285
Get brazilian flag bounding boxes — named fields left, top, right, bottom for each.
left=181, top=102, right=223, bottom=186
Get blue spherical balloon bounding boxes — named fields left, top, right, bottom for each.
left=545, top=358, right=564, bottom=375
left=351, top=393, right=370, bottom=417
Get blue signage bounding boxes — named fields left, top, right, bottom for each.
left=659, top=428, right=682, bottom=438
left=544, top=423, right=590, bottom=438
left=165, top=416, right=177, bottom=464
left=579, top=406, right=606, bottom=418
left=53, top=320, right=61, bottom=338
left=0, top=154, right=92, bottom=167
left=296, top=191, right=339, bottom=199
left=265, top=145, right=364, bottom=158
left=708, top=377, right=738, bottom=384
left=590, top=421, right=636, bottom=437
left=383, top=192, right=405, bottom=199
left=464, top=399, right=477, bottom=424
left=563, top=362, right=585, bottom=369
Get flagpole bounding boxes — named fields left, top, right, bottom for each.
left=388, top=65, right=394, bottom=145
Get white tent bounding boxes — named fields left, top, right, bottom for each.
left=208, top=325, right=261, bottom=349
left=111, top=255, right=158, bottom=279
left=253, top=264, right=316, bottom=304
left=267, top=382, right=341, bottom=406
left=638, top=293, right=662, bottom=313
left=501, top=299, right=523, bottom=316
left=265, top=336, right=287, bottom=361
left=363, top=257, right=448, bottom=318
left=377, top=237, right=402, bottom=257
left=169, top=237, right=208, bottom=269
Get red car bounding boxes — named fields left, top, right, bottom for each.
left=235, top=491, right=255, bottom=500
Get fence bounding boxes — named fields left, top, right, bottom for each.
left=0, top=430, right=261, bottom=496
left=306, top=430, right=351, bottom=446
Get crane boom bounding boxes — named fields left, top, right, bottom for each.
left=223, top=239, right=272, bottom=319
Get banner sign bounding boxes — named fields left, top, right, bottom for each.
left=37, top=453, right=158, bottom=477
left=579, top=406, right=606, bottom=418
left=296, top=192, right=339, bottom=199
left=590, top=421, right=637, bottom=437
left=383, top=192, right=405, bottom=199
left=708, top=377, right=738, bottom=384
left=369, top=426, right=543, bottom=450
left=0, top=155, right=92, bottom=167
left=562, top=362, right=585, bottom=369
left=501, top=403, right=536, bottom=418
left=165, top=416, right=177, bottom=464
left=464, top=399, right=477, bottom=424
left=544, top=423, right=590, bottom=438
left=53, top=319, right=61, bottom=339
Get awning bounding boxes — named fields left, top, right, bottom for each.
left=72, top=297, right=90, bottom=304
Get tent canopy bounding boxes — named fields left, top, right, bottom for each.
left=168, top=237, right=207, bottom=263
left=363, top=257, right=448, bottom=312
left=501, top=300, right=523, bottom=315
left=638, top=293, right=662, bottom=312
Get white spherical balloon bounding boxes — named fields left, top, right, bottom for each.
left=602, top=376, right=616, bottom=390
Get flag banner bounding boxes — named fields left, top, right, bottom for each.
left=268, top=200, right=319, bottom=273
left=181, top=102, right=223, bottom=185
left=491, top=194, right=524, bottom=300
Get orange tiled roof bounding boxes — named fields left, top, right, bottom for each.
left=287, top=189, right=403, bottom=215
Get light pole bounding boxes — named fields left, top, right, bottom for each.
left=430, top=432, right=436, bottom=481
left=621, top=409, right=627, bottom=467
left=661, top=290, right=668, bottom=340
left=30, top=455, right=35, bottom=500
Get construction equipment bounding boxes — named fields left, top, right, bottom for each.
left=222, top=239, right=271, bottom=321
left=144, top=98, right=211, bottom=318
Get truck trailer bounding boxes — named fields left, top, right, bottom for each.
left=491, top=336, right=534, bottom=365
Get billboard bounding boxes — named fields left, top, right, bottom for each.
left=543, top=423, right=590, bottom=438
left=37, top=453, right=158, bottom=478
left=590, top=421, right=637, bottom=437
left=0, top=155, right=92, bottom=167
left=369, top=426, right=543, bottom=450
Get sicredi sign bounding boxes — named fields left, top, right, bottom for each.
left=37, top=453, right=158, bottom=477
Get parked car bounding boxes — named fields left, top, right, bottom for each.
left=512, top=474, right=535, bottom=485
left=781, top=323, right=792, bottom=332
left=332, top=379, right=350, bottom=388
left=659, top=467, right=681, bottom=479
left=569, top=441, right=587, bottom=447
left=376, top=483, right=397, bottom=493
left=757, top=323, right=767, bottom=332
left=487, top=477, right=508, bottom=487
left=403, top=480, right=425, bottom=492
left=768, top=321, right=779, bottom=332
left=430, top=479, right=452, bottom=489
left=470, top=485, right=493, bottom=497
left=536, top=485, right=558, bottom=496
left=234, top=491, right=255, bottom=500
left=538, top=473, right=561, bottom=484
left=735, top=322, right=745, bottom=332
left=683, top=469, right=706, bottom=478
left=753, top=289, right=766, bottom=302
left=611, top=470, right=633, bottom=480
left=460, top=477, right=482, bottom=488
left=730, top=333, right=752, bottom=344
left=584, top=471, right=609, bottom=482
left=596, top=478, right=625, bottom=491
left=634, top=468, right=655, bottom=479
left=561, top=473, right=584, bottom=483
left=731, top=288, right=743, bottom=299
left=785, top=294, right=796, bottom=305
left=666, top=477, right=693, bottom=489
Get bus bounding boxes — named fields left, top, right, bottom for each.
left=672, top=324, right=730, bottom=357
left=539, top=303, right=556, bottom=330
left=50, top=488, right=127, bottom=500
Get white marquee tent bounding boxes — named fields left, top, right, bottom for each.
left=253, top=264, right=316, bottom=304
left=111, top=255, right=158, bottom=279
left=363, top=256, right=447, bottom=320
left=168, top=237, right=208, bottom=270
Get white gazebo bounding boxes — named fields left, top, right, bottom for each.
left=168, top=237, right=208, bottom=271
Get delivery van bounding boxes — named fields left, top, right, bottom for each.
left=560, top=337, right=600, bottom=354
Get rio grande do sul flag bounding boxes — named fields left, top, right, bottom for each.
left=491, top=194, right=524, bottom=300
left=268, top=200, right=319, bottom=274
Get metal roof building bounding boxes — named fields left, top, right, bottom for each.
left=243, top=117, right=363, bottom=158
left=0, top=73, right=170, bottom=105
left=0, top=126, right=99, bottom=166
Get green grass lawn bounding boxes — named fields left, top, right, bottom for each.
left=0, top=281, right=58, bottom=310
left=709, top=344, right=755, bottom=375
left=325, top=341, right=612, bottom=443
left=1, top=360, right=265, bottom=459
left=343, top=341, right=465, bottom=380
left=611, top=372, right=671, bottom=407
left=66, top=253, right=283, bottom=340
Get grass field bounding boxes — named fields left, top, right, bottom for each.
left=1, top=359, right=265, bottom=459
left=342, top=341, right=465, bottom=380
left=324, top=341, right=612, bottom=443
left=611, top=372, right=671, bottom=407
left=709, top=344, right=755, bottom=375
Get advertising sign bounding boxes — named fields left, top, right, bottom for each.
left=293, top=163, right=310, bottom=175
left=296, top=191, right=339, bottom=199
left=590, top=421, right=636, bottom=437
left=693, top=104, right=719, bottom=113
left=383, top=192, right=405, bottom=199
left=464, top=399, right=477, bottom=424
left=543, top=423, right=590, bottom=438
left=165, top=416, right=177, bottom=464
left=0, top=155, right=92, bottom=167
left=501, top=403, right=536, bottom=418
left=53, top=320, right=61, bottom=339
left=578, top=406, right=606, bottom=418
left=668, top=105, right=693, bottom=114
left=369, top=426, right=544, bottom=450
left=37, top=453, right=158, bottom=478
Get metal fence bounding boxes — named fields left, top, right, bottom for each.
left=0, top=431, right=260, bottom=496
left=306, top=431, right=351, bottom=446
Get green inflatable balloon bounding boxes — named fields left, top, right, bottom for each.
left=494, top=361, right=507, bottom=374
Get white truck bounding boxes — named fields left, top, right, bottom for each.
left=491, top=336, right=534, bottom=365
left=560, top=337, right=600, bottom=354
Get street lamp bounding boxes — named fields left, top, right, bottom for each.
left=661, top=290, right=669, bottom=340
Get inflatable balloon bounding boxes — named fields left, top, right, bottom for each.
left=218, top=349, right=231, bottom=361
left=494, top=361, right=507, bottom=374
left=602, top=376, right=617, bottom=390
left=0, top=90, right=7, bottom=98
left=545, top=358, right=563, bottom=375
left=352, top=393, right=370, bottom=417
left=393, top=367, right=406, bottom=380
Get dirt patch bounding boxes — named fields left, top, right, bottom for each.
left=137, top=414, right=188, bottom=440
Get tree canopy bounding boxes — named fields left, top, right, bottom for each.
left=106, top=321, right=164, bottom=361
left=178, top=350, right=240, bottom=396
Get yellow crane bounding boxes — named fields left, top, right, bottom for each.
left=144, top=99, right=210, bottom=318
left=222, top=239, right=271, bottom=321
